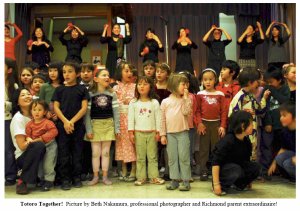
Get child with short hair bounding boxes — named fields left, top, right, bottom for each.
left=260, top=68, right=290, bottom=179
left=211, top=110, right=261, bottom=196
left=268, top=102, right=295, bottom=181
left=229, top=67, right=270, bottom=161
left=128, top=76, right=164, bottom=186
left=161, top=73, right=192, bottom=191
left=52, top=61, right=89, bottom=190
left=80, top=63, right=94, bottom=89
left=85, top=68, right=120, bottom=185
left=30, top=74, right=46, bottom=99
left=143, top=59, right=156, bottom=79
left=194, top=68, right=227, bottom=181
left=113, top=61, right=137, bottom=181
left=25, top=99, right=58, bottom=191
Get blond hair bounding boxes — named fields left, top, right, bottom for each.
left=167, top=73, right=188, bottom=94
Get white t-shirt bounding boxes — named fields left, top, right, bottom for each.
left=10, top=111, right=31, bottom=159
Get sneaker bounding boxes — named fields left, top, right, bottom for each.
left=159, top=167, right=166, bottom=173
left=150, top=178, right=165, bottom=185
left=124, top=176, right=136, bottom=182
left=41, top=181, right=53, bottom=192
left=134, top=179, right=147, bottom=186
left=179, top=181, right=191, bottom=191
left=200, top=172, right=208, bottom=181
left=16, top=180, right=29, bottom=195
left=73, top=178, right=82, bottom=188
left=166, top=180, right=179, bottom=190
left=61, top=180, right=71, bottom=190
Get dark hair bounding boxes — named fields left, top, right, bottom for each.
left=177, top=27, right=189, bottom=38
left=279, top=102, right=295, bottom=118
left=63, top=61, right=81, bottom=74
left=201, top=68, right=218, bottom=88
left=24, top=61, right=40, bottom=70
left=156, top=63, right=171, bottom=76
left=145, top=28, right=155, bottom=36
left=271, top=25, right=284, bottom=45
left=48, top=61, right=64, bottom=84
left=264, top=68, right=285, bottom=85
left=115, top=61, right=132, bottom=81
left=5, top=58, right=18, bottom=101
left=135, top=76, right=158, bottom=100
left=238, top=67, right=261, bottom=87
left=80, top=62, right=94, bottom=73
left=143, top=60, right=156, bottom=69
left=11, top=88, right=31, bottom=116
left=221, top=60, right=240, bottom=80
left=30, top=99, right=49, bottom=113
left=179, top=71, right=200, bottom=94
left=31, top=74, right=46, bottom=84
left=31, top=27, right=46, bottom=41
left=229, top=110, right=253, bottom=134
left=212, top=28, right=222, bottom=39
left=5, top=24, right=10, bottom=30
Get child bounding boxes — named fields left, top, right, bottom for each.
left=25, top=100, right=58, bottom=191
left=113, top=61, right=137, bottom=181
left=194, top=68, right=227, bottom=181
left=84, top=68, right=120, bottom=185
left=52, top=61, right=89, bottom=190
left=143, top=59, right=156, bottom=79
left=30, top=74, right=46, bottom=99
left=268, top=102, right=295, bottom=181
left=260, top=68, right=290, bottom=179
left=265, top=21, right=291, bottom=69
left=216, top=60, right=241, bottom=114
left=283, top=64, right=296, bottom=103
left=203, top=25, right=232, bottom=76
left=5, top=58, right=19, bottom=186
left=229, top=67, right=270, bottom=161
left=20, top=67, right=34, bottom=89
left=128, top=76, right=164, bottom=185
left=161, top=73, right=192, bottom=191
left=79, top=63, right=94, bottom=181
left=39, top=61, right=64, bottom=121
left=211, top=111, right=261, bottom=196
left=155, top=63, right=171, bottom=180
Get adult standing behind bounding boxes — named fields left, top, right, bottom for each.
left=265, top=21, right=291, bottom=69
left=59, top=23, right=88, bottom=64
left=100, top=23, right=132, bottom=78
left=172, top=27, right=198, bottom=74
left=203, top=25, right=232, bottom=76
left=139, top=28, right=164, bottom=63
left=5, top=21, right=23, bottom=84
left=10, top=88, right=46, bottom=194
left=237, top=22, right=264, bottom=69
left=27, top=27, right=54, bottom=73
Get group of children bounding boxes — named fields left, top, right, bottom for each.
left=5, top=55, right=296, bottom=196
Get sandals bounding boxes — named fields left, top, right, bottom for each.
left=134, top=179, right=147, bottom=186
left=150, top=178, right=165, bottom=185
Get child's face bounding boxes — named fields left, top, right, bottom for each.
left=95, top=70, right=110, bottom=88
left=156, top=68, right=168, bottom=82
left=177, top=82, right=188, bottom=95
left=285, top=67, right=296, bottom=84
left=220, top=67, right=232, bottom=81
left=266, top=78, right=281, bottom=89
left=48, top=68, right=59, bottom=82
left=63, top=65, right=78, bottom=86
left=121, top=64, right=133, bottom=83
left=31, top=103, right=46, bottom=121
left=244, top=121, right=254, bottom=135
left=80, top=68, right=93, bottom=83
left=248, top=80, right=260, bottom=93
left=202, top=71, right=216, bottom=91
left=137, top=80, right=150, bottom=97
left=280, top=110, right=294, bottom=127
left=20, top=69, right=33, bottom=85
left=33, top=68, right=40, bottom=75
left=144, top=65, right=155, bottom=77
left=31, top=78, right=45, bottom=93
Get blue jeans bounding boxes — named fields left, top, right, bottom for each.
left=275, top=150, right=295, bottom=179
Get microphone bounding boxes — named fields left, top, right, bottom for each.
left=160, top=16, right=168, bottom=23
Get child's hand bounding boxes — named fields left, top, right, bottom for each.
left=51, top=113, right=58, bottom=121
left=155, top=132, right=160, bottom=142
left=268, top=161, right=277, bottom=176
left=26, top=137, right=33, bottom=142
left=212, top=184, right=223, bottom=196
left=197, top=123, right=206, bottom=135
left=292, top=156, right=296, bottom=165
left=87, top=133, right=94, bottom=139
left=183, top=88, right=189, bottom=99
left=243, top=108, right=255, bottom=116
left=218, top=127, right=226, bottom=138
left=263, top=89, right=271, bottom=99
left=161, top=136, right=168, bottom=145
left=64, top=120, right=74, bottom=134
left=129, top=131, right=135, bottom=144
left=264, top=125, right=272, bottom=133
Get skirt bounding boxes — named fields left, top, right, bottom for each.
left=89, top=118, right=116, bottom=142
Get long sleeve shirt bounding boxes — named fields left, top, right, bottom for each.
left=139, top=39, right=164, bottom=63
left=5, top=24, right=23, bottom=60
left=25, top=118, right=58, bottom=143
left=27, top=39, right=54, bottom=69
left=194, top=90, right=227, bottom=128
left=160, top=94, right=192, bottom=136
left=128, top=99, right=161, bottom=132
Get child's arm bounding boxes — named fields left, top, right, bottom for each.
left=25, top=123, right=34, bottom=142
left=268, top=148, right=286, bottom=176
left=40, top=120, right=58, bottom=143
left=154, top=100, right=161, bottom=141
left=112, top=92, right=120, bottom=135
left=53, top=101, right=73, bottom=134
left=268, top=85, right=290, bottom=104
left=181, top=89, right=192, bottom=116
left=128, top=100, right=135, bottom=143
left=219, top=95, right=227, bottom=138
left=160, top=101, right=168, bottom=145
left=212, top=165, right=222, bottom=196
left=84, top=99, right=93, bottom=139
left=70, top=99, right=88, bottom=125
